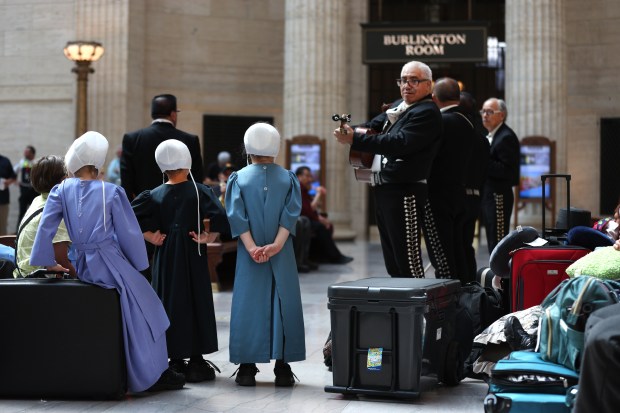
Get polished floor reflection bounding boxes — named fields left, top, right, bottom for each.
left=0, top=240, right=490, bottom=412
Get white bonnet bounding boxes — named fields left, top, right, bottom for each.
left=155, top=139, right=191, bottom=172
left=243, top=123, right=280, bottom=157
left=65, top=131, right=109, bottom=174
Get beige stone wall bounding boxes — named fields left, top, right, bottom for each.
left=566, top=0, right=620, bottom=216
left=2, top=0, right=619, bottom=234
left=0, top=0, right=76, bottom=231
left=141, top=0, right=286, bottom=156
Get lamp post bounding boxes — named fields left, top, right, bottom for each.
left=63, top=41, right=104, bottom=138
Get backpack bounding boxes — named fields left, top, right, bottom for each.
left=459, top=282, right=506, bottom=337
left=538, top=275, right=620, bottom=371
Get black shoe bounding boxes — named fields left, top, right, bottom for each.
left=333, top=255, right=353, bottom=264
left=233, top=363, right=259, bottom=386
left=504, top=316, right=535, bottom=351
left=297, top=264, right=310, bottom=273
left=307, top=261, right=319, bottom=271
left=186, top=358, right=220, bottom=382
left=169, top=359, right=187, bottom=375
left=147, top=368, right=185, bottom=392
left=274, top=361, right=298, bottom=387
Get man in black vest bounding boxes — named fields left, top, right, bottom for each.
left=121, top=94, right=204, bottom=201
left=333, top=61, right=442, bottom=277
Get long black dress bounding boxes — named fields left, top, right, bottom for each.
left=132, top=181, right=230, bottom=359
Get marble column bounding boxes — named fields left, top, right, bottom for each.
left=505, top=0, right=566, bottom=171
left=505, top=0, right=566, bottom=226
left=283, top=0, right=368, bottom=239
left=75, top=0, right=145, bottom=155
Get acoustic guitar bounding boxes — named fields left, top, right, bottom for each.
left=332, top=114, right=376, bottom=183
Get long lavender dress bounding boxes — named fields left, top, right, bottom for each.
left=30, top=178, right=169, bottom=393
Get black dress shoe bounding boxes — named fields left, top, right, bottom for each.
left=233, top=363, right=259, bottom=386
left=333, top=255, right=353, bottom=264
left=274, top=360, right=298, bottom=387
left=297, top=264, right=310, bottom=273
left=307, top=261, right=319, bottom=270
left=186, top=358, right=219, bottom=382
left=504, top=316, right=535, bottom=351
left=147, top=368, right=185, bottom=392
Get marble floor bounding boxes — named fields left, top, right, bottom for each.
left=0, top=239, right=492, bottom=413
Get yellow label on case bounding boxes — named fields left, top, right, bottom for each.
left=367, top=347, right=383, bottom=371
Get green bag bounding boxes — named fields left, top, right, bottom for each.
left=538, top=275, right=620, bottom=372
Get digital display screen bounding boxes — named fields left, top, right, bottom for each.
left=519, top=145, right=551, bottom=198
left=289, top=143, right=322, bottom=194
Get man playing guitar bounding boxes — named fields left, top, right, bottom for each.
left=333, top=60, right=442, bottom=278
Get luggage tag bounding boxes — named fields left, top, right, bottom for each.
left=367, top=347, right=383, bottom=371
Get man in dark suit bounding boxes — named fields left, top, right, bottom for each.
left=480, top=97, right=520, bottom=254
left=121, top=94, right=204, bottom=201
left=333, top=60, right=442, bottom=277
left=423, top=78, right=476, bottom=282
left=459, top=92, right=490, bottom=279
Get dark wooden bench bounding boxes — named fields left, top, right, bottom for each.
left=207, top=238, right=237, bottom=292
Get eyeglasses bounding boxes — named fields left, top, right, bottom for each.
left=480, top=109, right=502, bottom=116
left=396, top=78, right=431, bottom=87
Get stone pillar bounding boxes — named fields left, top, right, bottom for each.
left=505, top=0, right=566, bottom=226
left=505, top=0, right=566, bottom=170
left=283, top=0, right=367, bottom=239
left=75, top=0, right=145, bottom=156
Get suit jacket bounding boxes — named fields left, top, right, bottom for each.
left=428, top=106, right=476, bottom=189
left=353, top=96, right=442, bottom=184
left=486, top=122, right=520, bottom=191
left=120, top=122, right=204, bottom=200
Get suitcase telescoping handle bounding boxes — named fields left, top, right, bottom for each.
left=541, top=174, right=571, bottom=239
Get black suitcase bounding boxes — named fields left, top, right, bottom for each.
left=0, top=278, right=127, bottom=399
left=325, top=277, right=462, bottom=398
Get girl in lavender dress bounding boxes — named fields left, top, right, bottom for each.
left=30, top=131, right=183, bottom=393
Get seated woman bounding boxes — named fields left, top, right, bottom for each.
left=13, top=155, right=76, bottom=278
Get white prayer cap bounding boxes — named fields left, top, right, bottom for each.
left=217, top=151, right=231, bottom=163
left=243, top=123, right=280, bottom=157
left=65, top=131, right=109, bottom=174
left=155, top=139, right=191, bottom=172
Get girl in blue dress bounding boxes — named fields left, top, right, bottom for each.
left=30, top=131, right=183, bottom=393
left=225, top=123, right=306, bottom=387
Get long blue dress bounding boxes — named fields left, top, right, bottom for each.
left=225, top=163, right=306, bottom=363
left=30, top=178, right=170, bottom=393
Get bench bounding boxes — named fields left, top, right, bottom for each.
left=207, top=238, right=237, bottom=292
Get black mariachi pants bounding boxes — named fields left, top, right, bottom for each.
left=374, top=182, right=427, bottom=277
left=481, top=185, right=514, bottom=254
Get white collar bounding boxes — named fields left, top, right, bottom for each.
left=487, top=122, right=504, bottom=138
left=440, top=104, right=459, bottom=113
left=151, top=119, right=174, bottom=125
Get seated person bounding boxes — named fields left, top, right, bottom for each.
left=13, top=155, right=76, bottom=278
left=293, top=215, right=315, bottom=273
left=568, top=203, right=620, bottom=250
left=295, top=166, right=352, bottom=264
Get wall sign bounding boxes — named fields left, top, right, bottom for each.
left=362, top=24, right=487, bottom=63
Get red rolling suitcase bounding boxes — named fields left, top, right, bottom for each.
left=510, top=246, right=589, bottom=311
left=509, top=174, right=590, bottom=311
